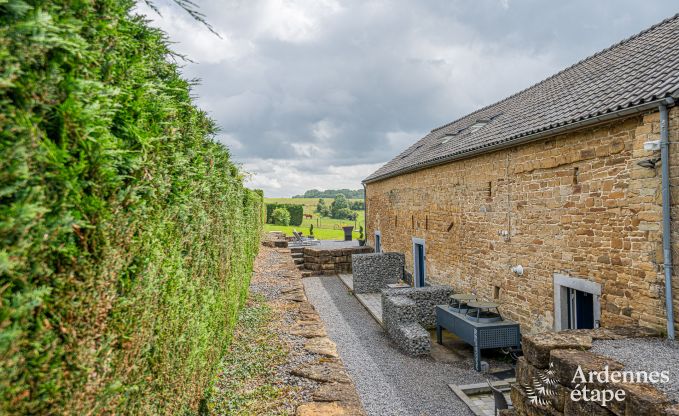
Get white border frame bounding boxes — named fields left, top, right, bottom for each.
left=553, top=273, right=601, bottom=331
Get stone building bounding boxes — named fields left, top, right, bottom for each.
left=363, top=15, right=679, bottom=334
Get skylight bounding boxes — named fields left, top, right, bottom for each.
left=441, top=134, right=455, bottom=144
left=469, top=119, right=491, bottom=133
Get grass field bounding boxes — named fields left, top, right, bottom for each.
left=264, top=197, right=365, bottom=240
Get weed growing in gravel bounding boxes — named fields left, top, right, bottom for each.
left=209, top=294, right=293, bottom=415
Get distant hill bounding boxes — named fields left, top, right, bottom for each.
left=293, top=188, right=364, bottom=199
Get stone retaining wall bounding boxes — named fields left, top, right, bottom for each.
left=382, top=295, right=430, bottom=356
left=351, top=252, right=405, bottom=294
left=381, top=285, right=453, bottom=329
left=303, top=246, right=373, bottom=276
left=511, top=327, right=677, bottom=416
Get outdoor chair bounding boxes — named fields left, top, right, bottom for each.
left=290, top=230, right=320, bottom=246
left=486, top=379, right=510, bottom=416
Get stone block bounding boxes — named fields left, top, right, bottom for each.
left=608, top=382, right=672, bottom=416
left=389, top=322, right=430, bottom=356
left=352, top=252, right=404, bottom=294
left=549, top=349, right=624, bottom=390
left=381, top=285, right=452, bottom=329
left=523, top=332, right=593, bottom=368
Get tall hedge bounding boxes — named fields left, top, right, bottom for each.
left=265, top=203, right=304, bottom=226
left=0, top=1, right=262, bottom=414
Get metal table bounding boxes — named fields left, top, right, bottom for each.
left=436, top=305, right=521, bottom=371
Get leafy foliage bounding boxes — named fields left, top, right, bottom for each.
left=315, top=198, right=330, bottom=217
left=271, top=207, right=291, bottom=226
left=265, top=203, right=303, bottom=226
left=294, top=188, right=364, bottom=199
left=0, top=0, right=261, bottom=414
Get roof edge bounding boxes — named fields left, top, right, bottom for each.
left=427, top=12, right=679, bottom=135
left=364, top=96, right=676, bottom=184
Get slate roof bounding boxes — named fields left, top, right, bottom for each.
left=364, top=13, right=679, bottom=183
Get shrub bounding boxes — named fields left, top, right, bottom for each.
left=271, top=207, right=291, bottom=225
left=334, top=207, right=354, bottom=220
left=316, top=198, right=330, bottom=217
left=266, top=204, right=303, bottom=226
left=349, top=200, right=365, bottom=210
left=330, top=194, right=349, bottom=218
left=0, top=1, right=261, bottom=414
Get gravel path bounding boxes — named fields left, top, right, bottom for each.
left=591, top=338, right=679, bottom=402
left=303, top=275, right=484, bottom=416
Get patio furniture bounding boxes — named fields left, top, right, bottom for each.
left=436, top=304, right=521, bottom=371
left=290, top=230, right=320, bottom=246
left=486, top=379, right=511, bottom=416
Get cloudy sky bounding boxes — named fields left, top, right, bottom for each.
left=137, top=1, right=678, bottom=197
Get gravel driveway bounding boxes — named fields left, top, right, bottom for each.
left=303, top=275, right=484, bottom=416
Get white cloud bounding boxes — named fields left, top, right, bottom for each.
left=254, top=0, right=343, bottom=43
left=137, top=0, right=679, bottom=197
left=243, top=158, right=381, bottom=197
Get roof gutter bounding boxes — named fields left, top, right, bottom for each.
left=363, top=96, right=677, bottom=184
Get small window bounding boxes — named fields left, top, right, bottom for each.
left=469, top=119, right=490, bottom=133
left=441, top=134, right=455, bottom=144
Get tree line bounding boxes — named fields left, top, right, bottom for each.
left=294, top=188, right=364, bottom=199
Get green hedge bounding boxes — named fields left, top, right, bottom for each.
left=265, top=204, right=304, bottom=226
left=0, top=1, right=261, bottom=414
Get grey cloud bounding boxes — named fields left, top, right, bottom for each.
left=139, top=0, right=678, bottom=197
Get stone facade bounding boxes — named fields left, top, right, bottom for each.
left=365, top=108, right=679, bottom=333
left=303, top=246, right=373, bottom=275
left=351, top=252, right=405, bottom=294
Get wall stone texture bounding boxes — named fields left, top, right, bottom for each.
left=512, top=327, right=672, bottom=416
left=303, top=246, right=373, bottom=275
left=382, top=295, right=431, bottom=356
left=351, top=252, right=405, bottom=294
left=365, top=108, right=679, bottom=334
left=381, top=285, right=453, bottom=329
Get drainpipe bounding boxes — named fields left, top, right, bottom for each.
left=660, top=99, right=675, bottom=340
left=362, top=183, right=368, bottom=243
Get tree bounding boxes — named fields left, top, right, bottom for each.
left=330, top=194, right=349, bottom=218
left=271, top=207, right=291, bottom=225
left=316, top=198, right=330, bottom=217
left=332, top=208, right=352, bottom=220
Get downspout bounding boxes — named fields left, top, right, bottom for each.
left=660, top=99, right=675, bottom=340
left=362, top=183, right=368, bottom=244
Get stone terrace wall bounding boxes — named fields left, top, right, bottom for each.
left=365, top=107, right=679, bottom=333
left=381, top=285, right=453, bottom=329
left=303, top=246, right=373, bottom=276
left=512, top=327, right=676, bottom=416
left=352, top=252, right=404, bottom=294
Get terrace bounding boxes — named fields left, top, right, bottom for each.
left=301, top=248, right=678, bottom=416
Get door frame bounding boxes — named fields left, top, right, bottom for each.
left=553, top=274, right=601, bottom=330
left=412, top=237, right=426, bottom=288
left=374, top=231, right=381, bottom=253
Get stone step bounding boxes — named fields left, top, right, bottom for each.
left=290, top=247, right=304, bottom=254
left=294, top=258, right=305, bottom=265
left=291, top=252, right=304, bottom=259
left=301, top=271, right=313, bottom=278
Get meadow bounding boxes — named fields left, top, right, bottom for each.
left=264, top=197, right=365, bottom=240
